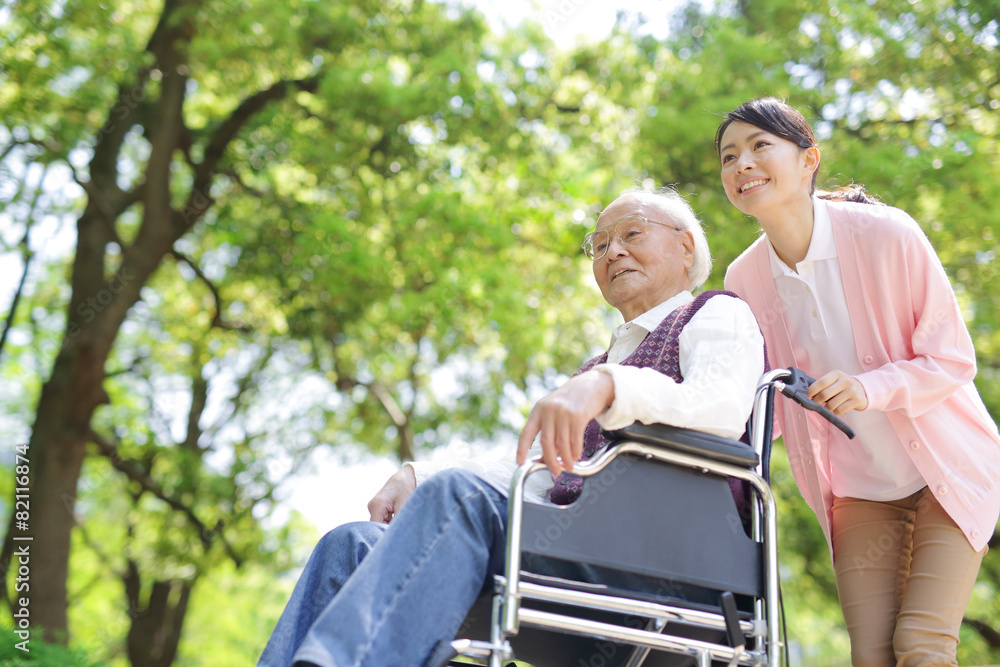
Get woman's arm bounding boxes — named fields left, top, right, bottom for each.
left=854, top=216, right=977, bottom=417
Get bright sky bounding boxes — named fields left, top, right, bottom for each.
left=471, top=0, right=676, bottom=47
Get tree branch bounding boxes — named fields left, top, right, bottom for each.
left=105, top=356, right=146, bottom=379
left=0, top=138, right=63, bottom=165
left=0, top=163, right=49, bottom=363
left=220, top=167, right=266, bottom=198
left=70, top=147, right=144, bottom=226
left=202, top=344, right=274, bottom=444
left=0, top=234, right=33, bottom=365
left=87, top=429, right=243, bottom=567
left=87, top=0, right=179, bottom=188
left=73, top=172, right=127, bottom=249
left=0, top=140, right=20, bottom=164
left=334, top=370, right=415, bottom=462
left=0, top=166, right=49, bottom=606
left=962, top=617, right=1000, bottom=649
left=183, top=359, right=208, bottom=452
left=115, top=182, right=147, bottom=217
left=187, top=75, right=322, bottom=224
left=369, top=383, right=408, bottom=430
left=0, top=138, right=55, bottom=165
left=169, top=249, right=245, bottom=331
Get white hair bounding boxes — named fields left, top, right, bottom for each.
left=612, top=186, right=713, bottom=290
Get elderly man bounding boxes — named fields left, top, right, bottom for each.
left=258, top=187, right=766, bottom=667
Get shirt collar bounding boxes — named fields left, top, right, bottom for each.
left=767, top=196, right=837, bottom=277
left=608, top=291, right=694, bottom=346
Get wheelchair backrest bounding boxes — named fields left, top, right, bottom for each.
left=519, top=452, right=764, bottom=598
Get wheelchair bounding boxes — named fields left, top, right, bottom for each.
left=445, top=367, right=855, bottom=667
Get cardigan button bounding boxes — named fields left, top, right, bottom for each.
left=972, top=530, right=982, bottom=539
left=909, top=441, right=920, bottom=450
left=936, top=485, right=948, bottom=496
left=863, top=354, right=875, bottom=365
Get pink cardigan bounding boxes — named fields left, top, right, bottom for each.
left=725, top=199, right=1000, bottom=554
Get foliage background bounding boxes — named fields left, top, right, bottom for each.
left=1, top=0, right=998, bottom=664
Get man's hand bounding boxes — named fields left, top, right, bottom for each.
left=807, top=370, right=868, bottom=416
left=367, top=466, right=417, bottom=523
left=516, top=370, right=615, bottom=476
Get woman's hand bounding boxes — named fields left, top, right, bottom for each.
left=516, top=370, right=615, bottom=476
left=807, top=370, right=869, bottom=416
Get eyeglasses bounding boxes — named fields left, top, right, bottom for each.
left=581, top=215, right=684, bottom=261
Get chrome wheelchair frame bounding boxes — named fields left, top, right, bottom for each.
left=448, top=367, right=853, bottom=667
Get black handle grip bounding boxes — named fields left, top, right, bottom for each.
left=719, top=591, right=744, bottom=651
left=779, top=368, right=856, bottom=439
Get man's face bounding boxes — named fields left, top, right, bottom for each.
left=591, top=196, right=694, bottom=321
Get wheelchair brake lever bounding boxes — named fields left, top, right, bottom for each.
left=719, top=591, right=745, bottom=665
left=774, top=367, right=856, bottom=440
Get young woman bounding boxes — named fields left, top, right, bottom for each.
left=718, top=97, right=1000, bottom=666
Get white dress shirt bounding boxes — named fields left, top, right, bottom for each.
left=767, top=198, right=925, bottom=501
left=406, top=291, right=765, bottom=498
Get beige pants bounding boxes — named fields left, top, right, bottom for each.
left=831, top=488, right=986, bottom=667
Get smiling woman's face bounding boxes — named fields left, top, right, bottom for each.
left=718, top=120, right=818, bottom=220
left=591, top=195, right=694, bottom=322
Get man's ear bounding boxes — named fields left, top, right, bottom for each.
left=679, top=229, right=695, bottom=271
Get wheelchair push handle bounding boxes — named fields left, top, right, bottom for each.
left=775, top=367, right=856, bottom=439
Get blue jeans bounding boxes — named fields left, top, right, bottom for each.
left=257, top=469, right=510, bottom=667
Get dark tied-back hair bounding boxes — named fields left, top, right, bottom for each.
left=816, top=183, right=884, bottom=205
left=715, top=97, right=884, bottom=206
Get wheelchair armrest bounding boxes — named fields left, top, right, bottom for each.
left=602, top=422, right=759, bottom=469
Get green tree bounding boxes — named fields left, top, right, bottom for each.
left=3, top=0, right=999, bottom=663
left=0, top=0, right=613, bottom=657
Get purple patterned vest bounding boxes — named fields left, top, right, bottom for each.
left=550, top=290, right=766, bottom=505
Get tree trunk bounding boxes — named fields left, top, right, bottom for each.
left=27, top=289, right=122, bottom=640
left=124, top=561, right=194, bottom=667
left=12, top=0, right=309, bottom=642
left=23, top=2, right=189, bottom=638
left=24, top=414, right=89, bottom=642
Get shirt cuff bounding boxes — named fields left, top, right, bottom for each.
left=403, top=460, right=448, bottom=487
left=591, top=364, right=636, bottom=432
left=854, top=372, right=883, bottom=412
